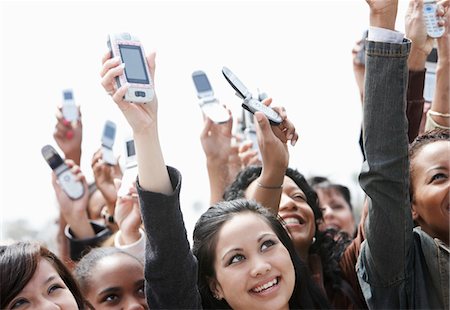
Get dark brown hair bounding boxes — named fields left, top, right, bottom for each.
left=0, top=241, right=85, bottom=309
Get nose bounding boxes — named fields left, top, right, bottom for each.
left=250, top=255, right=272, bottom=277
left=321, top=205, right=334, bottom=220
left=279, top=195, right=297, bottom=212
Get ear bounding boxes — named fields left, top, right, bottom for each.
left=207, top=277, right=224, bottom=300
left=411, top=201, right=421, bottom=222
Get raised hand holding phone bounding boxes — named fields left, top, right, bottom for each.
left=423, top=0, right=446, bottom=38
left=42, top=145, right=84, bottom=200
left=222, top=66, right=283, bottom=125
left=192, top=70, right=230, bottom=124
left=107, top=33, right=154, bottom=103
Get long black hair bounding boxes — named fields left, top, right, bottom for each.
left=192, top=199, right=330, bottom=309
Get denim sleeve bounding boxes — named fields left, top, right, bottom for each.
left=357, top=40, right=414, bottom=307
left=137, top=166, right=202, bottom=309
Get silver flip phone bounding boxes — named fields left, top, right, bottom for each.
left=41, top=145, right=84, bottom=200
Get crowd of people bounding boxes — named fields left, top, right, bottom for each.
left=1, top=0, right=449, bottom=309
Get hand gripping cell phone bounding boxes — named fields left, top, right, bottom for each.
left=101, top=120, right=117, bottom=166
left=222, top=66, right=282, bottom=125
left=41, top=145, right=84, bottom=200
left=192, top=70, right=230, bottom=124
left=107, top=33, right=154, bottom=103
left=117, top=137, right=138, bottom=197
left=423, top=0, right=445, bottom=38
left=62, top=89, right=79, bottom=123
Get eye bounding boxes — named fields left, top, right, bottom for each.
left=261, top=239, right=276, bottom=251
left=10, top=298, right=28, bottom=309
left=137, top=284, right=145, bottom=298
left=228, top=254, right=245, bottom=265
left=330, top=204, right=345, bottom=210
left=48, top=284, right=63, bottom=294
left=102, top=294, right=120, bottom=304
left=292, top=193, right=306, bottom=201
left=431, top=173, right=447, bottom=182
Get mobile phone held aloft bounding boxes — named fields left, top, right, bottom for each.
left=192, top=70, right=230, bottom=124
left=222, top=66, right=282, bottom=125
left=107, top=33, right=154, bottom=103
left=62, top=89, right=79, bottom=123
left=423, top=0, right=445, bottom=38
left=41, top=145, right=84, bottom=200
left=101, top=120, right=117, bottom=166
left=117, top=137, right=138, bottom=197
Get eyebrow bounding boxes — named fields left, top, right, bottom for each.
left=44, top=275, right=57, bottom=285
left=221, top=233, right=276, bottom=261
left=99, top=287, right=121, bottom=295
left=427, top=166, right=447, bottom=173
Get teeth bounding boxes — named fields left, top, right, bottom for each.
left=284, top=217, right=300, bottom=225
left=253, top=278, right=278, bottom=293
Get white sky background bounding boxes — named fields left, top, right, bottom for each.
left=0, top=0, right=409, bottom=241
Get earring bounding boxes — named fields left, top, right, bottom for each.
left=312, top=236, right=316, bottom=244
left=213, top=293, right=222, bottom=300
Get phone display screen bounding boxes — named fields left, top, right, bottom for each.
left=104, top=125, right=115, bottom=140
left=119, top=45, right=149, bottom=84
left=46, top=153, right=64, bottom=170
left=126, top=140, right=136, bottom=157
left=193, top=74, right=212, bottom=93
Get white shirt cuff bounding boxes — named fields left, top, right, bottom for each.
left=114, top=228, right=145, bottom=263
left=368, top=26, right=404, bottom=43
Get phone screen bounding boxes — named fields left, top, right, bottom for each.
left=63, top=90, right=73, bottom=100
left=126, top=140, right=136, bottom=157
left=193, top=74, right=212, bottom=93
left=46, top=152, right=64, bottom=170
left=119, top=45, right=149, bottom=84
left=104, top=125, right=115, bottom=140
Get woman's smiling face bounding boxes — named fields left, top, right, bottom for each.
left=211, top=212, right=295, bottom=310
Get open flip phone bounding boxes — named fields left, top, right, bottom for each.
left=192, top=70, right=230, bottom=124
left=41, top=145, right=84, bottom=200
left=101, top=120, right=117, bottom=165
left=222, top=66, right=282, bottom=125
left=117, top=136, right=138, bottom=197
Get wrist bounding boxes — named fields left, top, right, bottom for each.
left=120, top=229, right=141, bottom=245
left=64, top=150, right=82, bottom=166
left=370, top=13, right=396, bottom=30
left=408, top=46, right=428, bottom=70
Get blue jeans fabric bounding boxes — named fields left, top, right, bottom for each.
left=357, top=39, right=449, bottom=309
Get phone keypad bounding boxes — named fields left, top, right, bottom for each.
left=423, top=3, right=445, bottom=38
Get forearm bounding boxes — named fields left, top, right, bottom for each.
left=430, top=41, right=450, bottom=127
left=207, top=159, right=230, bottom=205
left=406, top=69, right=426, bottom=142
left=246, top=167, right=284, bottom=214
left=63, top=210, right=95, bottom=239
left=359, top=38, right=413, bottom=279
left=134, top=127, right=172, bottom=195
left=138, top=167, right=201, bottom=309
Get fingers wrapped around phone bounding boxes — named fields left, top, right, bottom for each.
left=269, top=106, right=298, bottom=146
